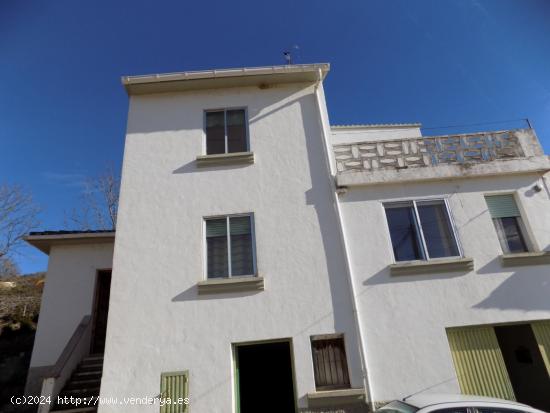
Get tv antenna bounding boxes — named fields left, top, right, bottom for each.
left=283, top=51, right=292, bottom=65
left=283, top=45, right=300, bottom=65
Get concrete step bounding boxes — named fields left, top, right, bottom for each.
left=72, top=370, right=102, bottom=380
left=80, top=356, right=103, bottom=364
left=64, top=378, right=102, bottom=390
left=82, top=354, right=103, bottom=362
left=51, top=354, right=103, bottom=412
left=78, top=360, right=103, bottom=367
left=59, top=387, right=100, bottom=398
left=76, top=363, right=103, bottom=372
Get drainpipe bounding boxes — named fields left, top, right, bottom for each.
left=313, top=69, right=374, bottom=409
left=541, top=172, right=550, bottom=200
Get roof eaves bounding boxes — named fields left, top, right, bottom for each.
left=331, top=123, right=422, bottom=130
left=28, top=230, right=115, bottom=236
left=122, top=63, right=329, bottom=85
left=122, top=63, right=330, bottom=95
left=24, top=230, right=116, bottom=255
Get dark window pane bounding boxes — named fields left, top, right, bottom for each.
left=227, top=109, right=247, bottom=153
left=498, top=217, right=528, bottom=253
left=311, top=337, right=350, bottom=390
left=206, top=111, right=226, bottom=154
left=230, top=216, right=254, bottom=276
left=385, top=205, right=423, bottom=261
left=206, top=219, right=228, bottom=278
left=417, top=201, right=459, bottom=258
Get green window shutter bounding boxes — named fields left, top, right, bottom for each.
left=447, top=327, right=515, bottom=400
left=485, top=195, right=520, bottom=218
left=229, top=216, right=251, bottom=236
left=206, top=219, right=227, bottom=237
left=160, top=371, right=189, bottom=413
left=532, top=321, right=550, bottom=377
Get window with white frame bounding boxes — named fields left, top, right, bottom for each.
left=205, top=109, right=248, bottom=155
left=384, top=200, right=460, bottom=262
left=205, top=214, right=255, bottom=278
left=484, top=194, right=529, bottom=254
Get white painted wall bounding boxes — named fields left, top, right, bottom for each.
left=100, top=82, right=362, bottom=412
left=331, top=125, right=422, bottom=145
left=29, top=243, right=114, bottom=367
left=338, top=173, right=550, bottom=403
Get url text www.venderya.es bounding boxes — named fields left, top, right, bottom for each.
left=11, top=395, right=189, bottom=407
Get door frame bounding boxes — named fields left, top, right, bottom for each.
left=232, top=338, right=298, bottom=413
left=90, top=268, right=112, bottom=354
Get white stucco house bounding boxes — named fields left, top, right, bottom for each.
left=24, top=63, right=550, bottom=413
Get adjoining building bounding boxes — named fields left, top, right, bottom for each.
left=333, top=123, right=550, bottom=411
left=24, top=64, right=550, bottom=413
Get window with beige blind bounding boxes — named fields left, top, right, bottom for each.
left=310, top=335, right=351, bottom=391
left=484, top=194, right=530, bottom=254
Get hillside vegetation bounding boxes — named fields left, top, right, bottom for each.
left=0, top=273, right=44, bottom=330
left=0, top=273, right=45, bottom=412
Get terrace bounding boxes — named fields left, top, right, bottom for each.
left=333, top=128, right=550, bottom=187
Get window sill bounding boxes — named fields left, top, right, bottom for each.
left=390, top=257, right=474, bottom=276
left=197, top=276, right=264, bottom=295
left=500, top=251, right=550, bottom=267
left=307, top=388, right=365, bottom=408
left=196, top=151, right=254, bottom=167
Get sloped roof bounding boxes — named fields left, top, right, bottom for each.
left=331, top=123, right=422, bottom=129
left=122, top=63, right=330, bottom=95
left=25, top=230, right=115, bottom=255
left=29, top=230, right=115, bottom=236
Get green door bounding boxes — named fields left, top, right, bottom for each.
left=160, top=371, right=189, bottom=413
left=532, top=321, right=550, bottom=377
left=447, top=326, right=515, bottom=400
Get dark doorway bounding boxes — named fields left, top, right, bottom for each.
left=495, top=324, right=550, bottom=411
left=91, top=270, right=112, bottom=354
left=235, top=341, right=296, bottom=413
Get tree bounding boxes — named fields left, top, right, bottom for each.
left=0, top=184, right=40, bottom=269
left=0, top=257, right=20, bottom=278
left=66, top=164, right=120, bottom=230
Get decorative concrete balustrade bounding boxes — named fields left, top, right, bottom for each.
left=334, top=130, right=528, bottom=173
left=333, top=128, right=550, bottom=187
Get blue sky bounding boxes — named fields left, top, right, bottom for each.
left=1, top=0, right=549, bottom=273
